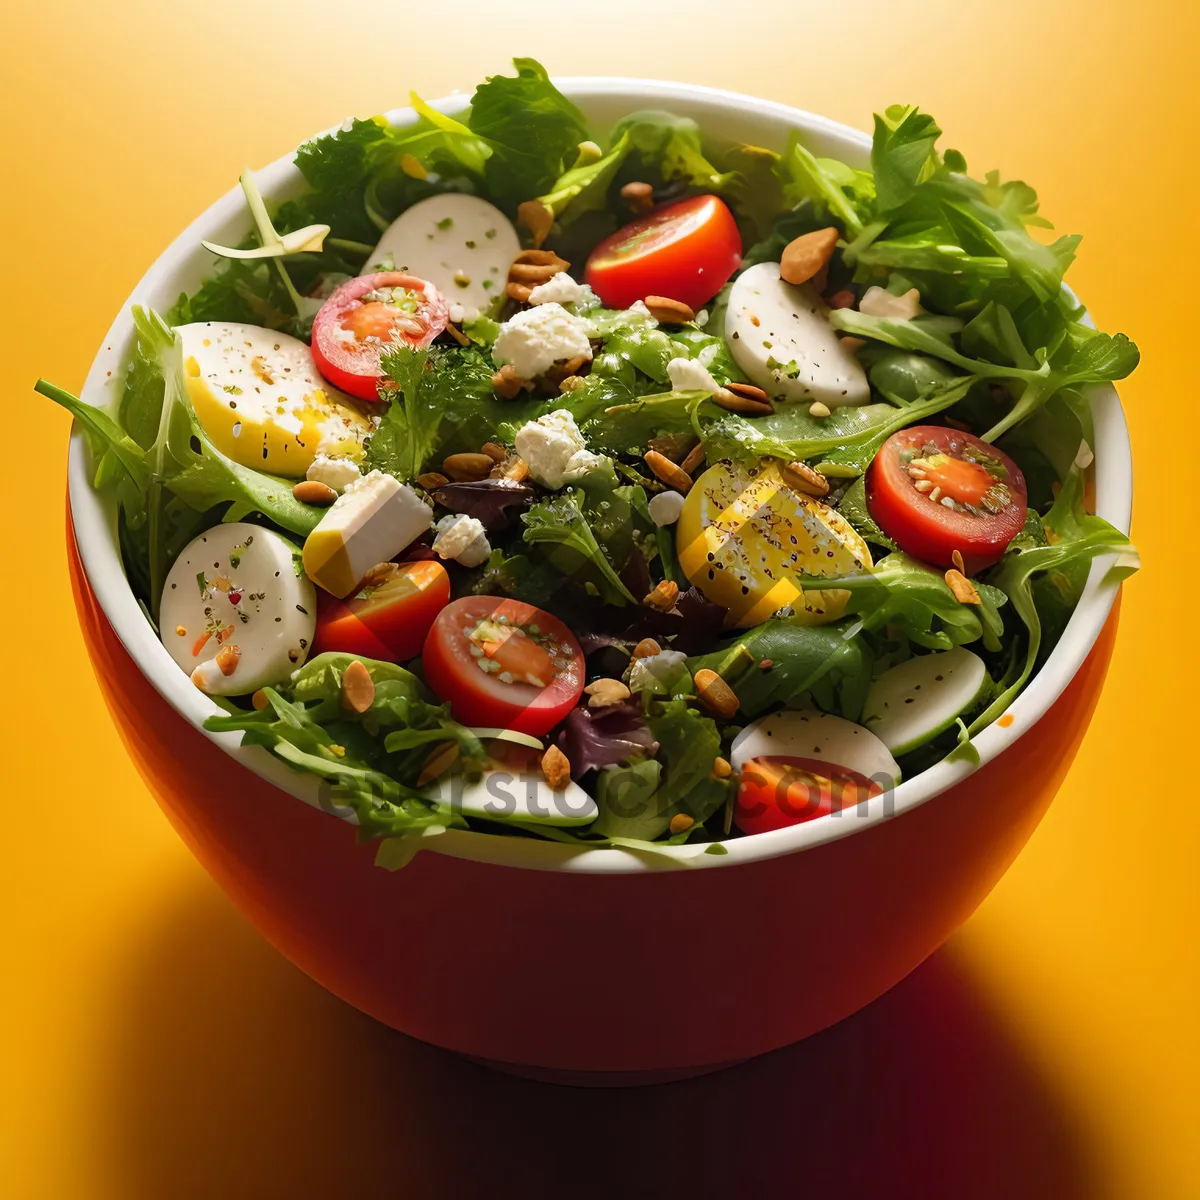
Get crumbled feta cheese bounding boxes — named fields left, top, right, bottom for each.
left=306, top=453, right=362, bottom=494
left=666, top=356, right=722, bottom=395
left=628, top=650, right=692, bottom=697
left=648, top=489, right=687, bottom=526
left=492, top=302, right=593, bottom=379
left=527, top=273, right=595, bottom=307
left=432, top=513, right=491, bottom=568
left=858, top=286, right=924, bottom=321
left=514, top=409, right=607, bottom=489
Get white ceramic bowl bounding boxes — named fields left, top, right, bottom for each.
left=69, top=79, right=1132, bottom=875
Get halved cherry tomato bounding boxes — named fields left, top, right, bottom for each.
left=422, top=596, right=585, bottom=736
left=734, top=756, right=883, bottom=835
left=314, top=561, right=450, bottom=663
left=311, top=272, right=449, bottom=401
left=584, top=195, right=742, bottom=311
left=866, top=425, right=1028, bottom=573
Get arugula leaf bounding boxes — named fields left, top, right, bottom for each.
left=702, top=377, right=976, bottom=471
left=871, top=105, right=942, bottom=213
left=521, top=489, right=638, bottom=606
left=38, top=307, right=322, bottom=617
left=968, top=466, right=1138, bottom=732
left=205, top=653, right=480, bottom=836
left=468, top=58, right=587, bottom=213
left=795, top=552, right=1007, bottom=652
left=777, top=132, right=868, bottom=238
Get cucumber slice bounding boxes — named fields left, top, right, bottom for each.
left=425, top=763, right=598, bottom=826
left=862, top=648, right=989, bottom=756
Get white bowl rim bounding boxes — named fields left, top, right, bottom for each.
left=67, top=77, right=1132, bottom=875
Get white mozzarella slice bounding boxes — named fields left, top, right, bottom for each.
left=725, top=262, right=870, bottom=407
left=365, top=194, right=520, bottom=321
left=301, top=470, right=432, bottom=598
left=177, top=322, right=370, bottom=478
left=160, top=522, right=315, bottom=696
left=730, top=708, right=900, bottom=788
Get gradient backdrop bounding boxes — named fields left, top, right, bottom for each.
left=2, top=2, right=1196, bottom=1196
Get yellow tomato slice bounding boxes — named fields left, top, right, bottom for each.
left=677, top=459, right=872, bottom=627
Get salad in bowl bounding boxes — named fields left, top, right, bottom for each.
left=44, top=59, right=1139, bottom=865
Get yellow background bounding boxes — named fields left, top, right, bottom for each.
left=2, top=2, right=1197, bottom=1195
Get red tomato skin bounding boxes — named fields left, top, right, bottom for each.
left=734, top=756, right=883, bottom=835
left=584, top=195, right=742, bottom=311
left=313, top=561, right=450, bottom=663
left=866, top=426, right=1028, bottom=574
left=311, top=272, right=449, bottom=402
left=313, top=591, right=395, bottom=662
left=422, top=597, right=584, bottom=737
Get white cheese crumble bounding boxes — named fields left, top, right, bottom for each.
left=492, top=302, right=593, bottom=379
left=527, top=273, right=596, bottom=307
left=306, top=453, right=362, bottom=494
left=647, top=489, right=687, bottom=526
left=432, top=514, right=491, bottom=568
left=666, top=356, right=722, bottom=395
left=513, top=409, right=607, bottom=490
left=858, top=286, right=924, bottom=321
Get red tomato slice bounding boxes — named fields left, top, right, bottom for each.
left=584, top=195, right=742, bottom=311
left=311, top=272, right=449, bottom=401
left=866, top=425, right=1028, bottom=573
left=422, top=597, right=585, bottom=736
left=314, top=561, right=450, bottom=663
left=734, top=756, right=883, bottom=835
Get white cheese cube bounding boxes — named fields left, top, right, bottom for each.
left=302, top=470, right=432, bottom=598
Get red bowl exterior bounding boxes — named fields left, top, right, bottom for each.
left=70, top=524, right=1117, bottom=1076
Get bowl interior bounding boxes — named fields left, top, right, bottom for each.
left=67, top=79, right=1133, bottom=873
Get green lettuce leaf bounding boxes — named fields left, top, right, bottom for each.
left=688, top=619, right=874, bottom=721
left=37, top=307, right=322, bottom=618
left=366, top=343, right=546, bottom=480
left=591, top=699, right=729, bottom=841
left=521, top=488, right=637, bottom=606
left=467, top=57, right=587, bottom=213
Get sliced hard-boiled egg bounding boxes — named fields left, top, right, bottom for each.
left=364, top=194, right=520, bottom=322
left=725, top=262, right=869, bottom=406
left=731, top=709, right=901, bottom=789
left=677, top=459, right=872, bottom=627
left=178, top=322, right=371, bottom=479
left=160, top=522, right=315, bottom=696
left=424, top=742, right=598, bottom=827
